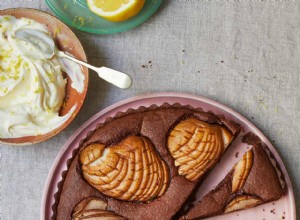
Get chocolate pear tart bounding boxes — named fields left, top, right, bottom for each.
left=53, top=104, right=285, bottom=220
left=181, top=132, right=286, bottom=219
left=54, top=104, right=240, bottom=220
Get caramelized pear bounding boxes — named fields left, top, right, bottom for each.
left=168, top=117, right=233, bottom=181
left=80, top=135, right=170, bottom=202
left=72, top=197, right=125, bottom=220
left=224, top=195, right=261, bottom=213
left=232, top=150, right=253, bottom=193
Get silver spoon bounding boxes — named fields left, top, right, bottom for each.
left=14, top=29, right=132, bottom=89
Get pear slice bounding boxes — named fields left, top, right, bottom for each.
left=224, top=195, right=261, bottom=213
left=232, top=150, right=253, bottom=193
left=72, top=197, right=125, bottom=220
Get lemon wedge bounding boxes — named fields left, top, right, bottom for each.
left=87, top=0, right=145, bottom=22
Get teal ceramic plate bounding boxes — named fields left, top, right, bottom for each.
left=45, top=0, right=162, bottom=34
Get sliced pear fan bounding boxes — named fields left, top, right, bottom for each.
left=168, top=117, right=233, bottom=181
left=80, top=135, right=170, bottom=202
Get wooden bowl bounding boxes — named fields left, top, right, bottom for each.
left=0, top=8, right=89, bottom=145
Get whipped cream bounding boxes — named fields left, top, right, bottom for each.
left=0, top=16, right=85, bottom=138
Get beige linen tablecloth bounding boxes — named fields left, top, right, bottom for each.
left=1, top=0, right=300, bottom=219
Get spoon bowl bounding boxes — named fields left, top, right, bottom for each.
left=15, top=28, right=55, bottom=59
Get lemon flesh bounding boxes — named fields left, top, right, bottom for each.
left=87, top=0, right=146, bottom=22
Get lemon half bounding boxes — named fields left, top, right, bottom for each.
left=87, top=0, right=146, bottom=22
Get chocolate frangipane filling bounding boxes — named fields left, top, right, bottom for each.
left=80, top=135, right=170, bottom=202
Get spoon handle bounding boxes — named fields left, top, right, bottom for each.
left=97, top=67, right=133, bottom=89
left=57, top=51, right=132, bottom=89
